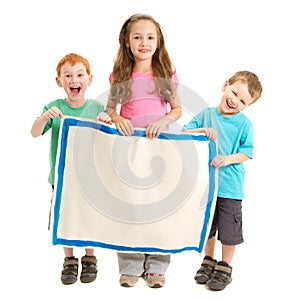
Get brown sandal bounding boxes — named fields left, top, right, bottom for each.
left=194, top=256, right=217, bottom=284
left=80, top=255, right=98, bottom=283
left=206, top=261, right=232, bottom=291
left=61, top=257, right=78, bottom=285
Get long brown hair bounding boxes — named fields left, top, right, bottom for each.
left=109, top=14, right=177, bottom=104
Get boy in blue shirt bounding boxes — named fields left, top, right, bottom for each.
left=183, top=71, right=262, bottom=291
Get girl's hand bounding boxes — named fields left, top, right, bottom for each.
left=145, top=118, right=171, bottom=139
left=96, top=112, right=112, bottom=124
left=113, top=115, right=134, bottom=136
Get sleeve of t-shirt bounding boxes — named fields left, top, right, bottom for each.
left=172, top=72, right=179, bottom=84
left=182, top=111, right=204, bottom=130
left=238, top=121, right=254, bottom=159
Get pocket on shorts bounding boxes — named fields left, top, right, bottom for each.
left=233, top=213, right=242, bottom=223
left=232, top=212, right=243, bottom=237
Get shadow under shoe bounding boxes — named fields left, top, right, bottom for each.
left=194, top=256, right=217, bottom=284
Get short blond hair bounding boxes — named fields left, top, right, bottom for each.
left=228, top=71, right=262, bottom=104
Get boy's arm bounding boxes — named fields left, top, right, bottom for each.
left=211, top=152, right=250, bottom=168
left=31, top=116, right=48, bottom=137
left=31, top=107, right=63, bottom=137
left=183, top=127, right=216, bottom=141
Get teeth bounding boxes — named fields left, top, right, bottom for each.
left=227, top=100, right=234, bottom=109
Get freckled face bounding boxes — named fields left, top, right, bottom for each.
left=56, top=62, right=92, bottom=103
left=218, top=80, right=253, bottom=116
left=126, top=20, right=158, bottom=62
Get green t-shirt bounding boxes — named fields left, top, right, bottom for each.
left=41, top=99, right=105, bottom=184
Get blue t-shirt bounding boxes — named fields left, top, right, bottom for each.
left=183, top=107, right=253, bottom=200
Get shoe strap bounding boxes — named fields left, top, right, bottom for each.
left=64, top=258, right=78, bottom=267
left=202, top=259, right=216, bottom=267
left=214, top=264, right=232, bottom=274
left=81, top=255, right=97, bottom=264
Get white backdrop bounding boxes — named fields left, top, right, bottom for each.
left=1, top=0, right=298, bottom=299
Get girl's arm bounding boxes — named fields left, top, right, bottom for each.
left=146, top=102, right=182, bottom=138
left=165, top=101, right=182, bottom=123
left=106, top=99, right=134, bottom=136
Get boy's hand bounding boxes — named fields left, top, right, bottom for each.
left=96, top=112, right=112, bottom=124
left=31, top=106, right=63, bottom=137
left=43, top=107, right=63, bottom=120
left=210, top=155, right=227, bottom=168
left=182, top=127, right=217, bottom=141
left=202, top=128, right=217, bottom=141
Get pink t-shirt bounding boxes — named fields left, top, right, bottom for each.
left=110, top=71, right=178, bottom=128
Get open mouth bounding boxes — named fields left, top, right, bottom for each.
left=70, top=87, right=81, bottom=92
left=70, top=87, right=81, bottom=95
left=226, top=100, right=235, bottom=109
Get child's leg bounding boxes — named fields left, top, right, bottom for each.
left=144, top=254, right=170, bottom=274
left=143, top=254, right=170, bottom=288
left=194, top=205, right=218, bottom=285
left=118, top=253, right=145, bottom=287
left=80, top=248, right=97, bottom=283
left=64, top=246, right=74, bottom=257
left=61, top=247, right=78, bottom=285
left=205, top=198, right=242, bottom=291
left=194, top=238, right=217, bottom=284
left=118, top=252, right=145, bottom=276
left=85, top=248, right=94, bottom=256
left=221, top=244, right=235, bottom=265
left=204, top=236, right=216, bottom=258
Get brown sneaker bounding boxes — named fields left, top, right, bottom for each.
left=206, top=261, right=232, bottom=291
left=194, top=256, right=217, bottom=284
left=143, top=273, right=165, bottom=288
left=119, top=274, right=140, bottom=287
left=80, top=255, right=98, bottom=283
left=61, top=257, right=78, bottom=285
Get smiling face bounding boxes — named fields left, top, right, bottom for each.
left=218, top=80, right=253, bottom=116
left=126, top=19, right=158, bottom=64
left=56, top=62, right=92, bottom=107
